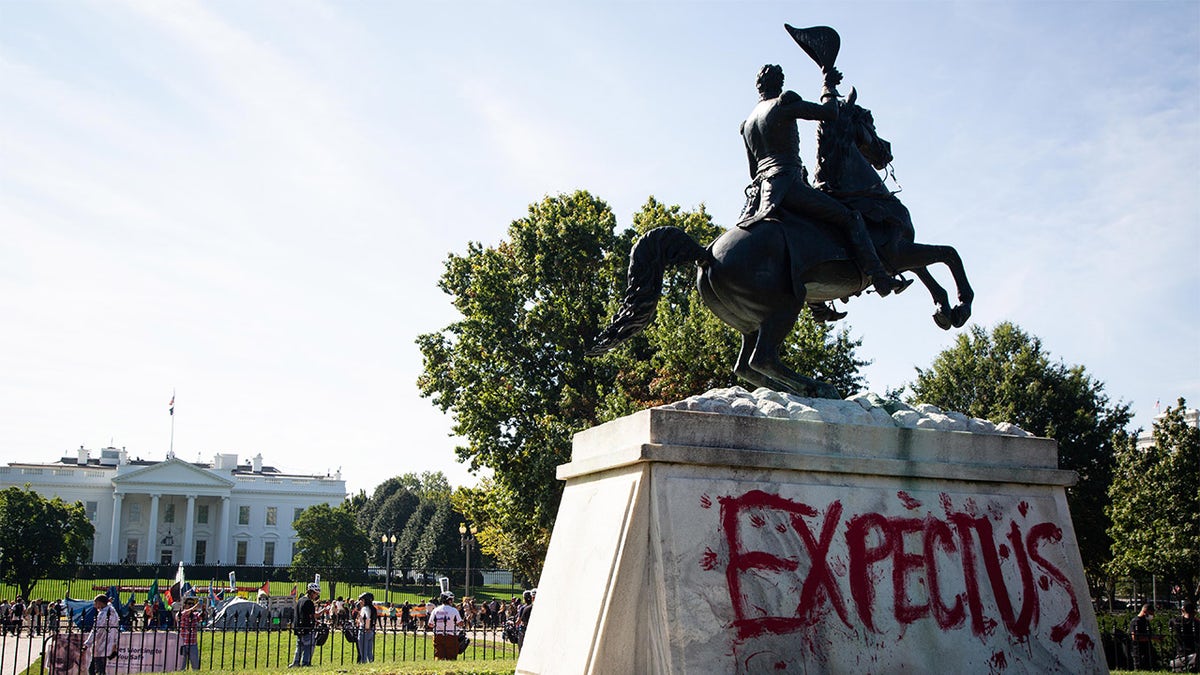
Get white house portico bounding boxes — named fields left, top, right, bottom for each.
left=0, top=448, right=346, bottom=565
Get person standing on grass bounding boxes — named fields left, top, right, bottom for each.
left=428, top=593, right=463, bottom=660
left=289, top=583, right=320, bottom=668
left=177, top=597, right=202, bottom=670
left=355, top=593, right=377, bottom=663
left=82, top=594, right=119, bottom=675
left=1130, top=603, right=1156, bottom=670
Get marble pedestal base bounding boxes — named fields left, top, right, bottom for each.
left=515, top=407, right=1106, bottom=674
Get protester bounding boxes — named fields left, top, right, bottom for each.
left=82, top=594, right=119, bottom=675
left=517, top=589, right=535, bottom=649
left=355, top=593, right=377, bottom=663
left=428, top=593, right=463, bottom=660
left=289, top=583, right=320, bottom=668
left=177, top=597, right=202, bottom=670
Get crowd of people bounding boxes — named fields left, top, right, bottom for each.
left=287, top=584, right=536, bottom=665
left=0, top=597, right=61, bottom=635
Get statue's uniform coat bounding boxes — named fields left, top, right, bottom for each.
left=737, top=89, right=841, bottom=229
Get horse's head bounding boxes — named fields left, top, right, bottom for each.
left=842, top=89, right=892, bottom=170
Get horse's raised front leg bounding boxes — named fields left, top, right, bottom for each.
left=913, top=267, right=954, bottom=330
left=889, top=242, right=974, bottom=328
left=748, top=310, right=841, bottom=399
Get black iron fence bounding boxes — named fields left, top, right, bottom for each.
left=0, top=616, right=520, bottom=674
left=0, top=565, right=527, bottom=674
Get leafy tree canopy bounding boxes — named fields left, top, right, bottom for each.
left=291, top=502, right=369, bottom=597
left=0, top=486, right=94, bottom=600
left=907, top=322, right=1132, bottom=581
left=419, top=192, right=867, bottom=580
left=1107, top=399, right=1199, bottom=603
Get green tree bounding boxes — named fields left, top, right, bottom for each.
left=1108, top=399, right=1199, bottom=604
left=290, top=503, right=370, bottom=599
left=356, top=471, right=453, bottom=565
left=0, top=486, right=94, bottom=600
left=419, top=192, right=867, bottom=580
left=907, top=322, right=1132, bottom=584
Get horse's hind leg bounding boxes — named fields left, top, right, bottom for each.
left=734, top=331, right=793, bottom=391
left=748, top=310, right=841, bottom=399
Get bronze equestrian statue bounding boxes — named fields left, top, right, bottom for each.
left=588, top=25, right=973, bottom=399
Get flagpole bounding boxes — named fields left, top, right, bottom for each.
left=169, top=390, right=176, bottom=457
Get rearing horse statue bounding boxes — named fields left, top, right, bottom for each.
left=587, top=82, right=973, bottom=399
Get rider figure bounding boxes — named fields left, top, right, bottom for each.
left=737, top=64, right=908, bottom=297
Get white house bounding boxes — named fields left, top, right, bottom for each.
left=0, top=447, right=346, bottom=565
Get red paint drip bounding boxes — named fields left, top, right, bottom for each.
left=896, top=490, right=922, bottom=510
left=701, top=547, right=719, bottom=571
left=1074, top=632, right=1095, bottom=652
left=700, top=494, right=712, bottom=509
left=1017, top=501, right=1029, bottom=517
left=988, top=650, right=1008, bottom=672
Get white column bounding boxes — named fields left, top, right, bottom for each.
left=218, top=496, right=231, bottom=564
left=145, top=494, right=160, bottom=564
left=183, top=495, right=196, bottom=565
left=109, top=493, right=124, bottom=563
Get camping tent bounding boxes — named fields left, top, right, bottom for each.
left=209, top=597, right=270, bottom=630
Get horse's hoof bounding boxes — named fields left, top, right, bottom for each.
left=951, top=304, right=972, bottom=328
left=933, top=311, right=953, bottom=330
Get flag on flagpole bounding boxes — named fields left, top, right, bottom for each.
left=209, top=585, right=220, bottom=608
left=259, top=580, right=270, bottom=595
left=169, top=393, right=175, bottom=416
left=148, top=578, right=160, bottom=605
left=289, top=584, right=298, bottom=599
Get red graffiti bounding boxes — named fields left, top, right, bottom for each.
left=717, top=491, right=1081, bottom=643
left=700, top=494, right=712, bottom=509
left=1074, top=631, right=1095, bottom=653
left=1018, top=501, right=1029, bottom=517
left=897, top=491, right=922, bottom=510
left=988, top=650, right=1008, bottom=672
left=701, top=547, right=720, bottom=571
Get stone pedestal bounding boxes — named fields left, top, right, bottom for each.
left=516, top=403, right=1106, bottom=674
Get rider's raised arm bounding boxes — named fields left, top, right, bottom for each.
left=779, top=89, right=838, bottom=122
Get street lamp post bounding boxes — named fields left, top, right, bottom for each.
left=380, top=534, right=396, bottom=604
left=459, top=523, right=477, bottom=598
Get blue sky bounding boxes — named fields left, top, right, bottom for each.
left=2, top=1, right=1197, bottom=494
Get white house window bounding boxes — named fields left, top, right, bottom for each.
left=125, top=538, right=139, bottom=562
left=238, top=506, right=250, bottom=525
left=85, top=501, right=98, bottom=521
left=265, top=507, right=277, bottom=526
left=263, top=541, right=275, bottom=566
left=194, top=540, right=207, bottom=565
left=129, top=503, right=142, bottom=524
left=197, top=504, right=209, bottom=524
left=164, top=502, right=175, bottom=523
left=293, top=508, right=303, bottom=523
left=236, top=540, right=248, bottom=565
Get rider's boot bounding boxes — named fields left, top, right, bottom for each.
left=844, top=210, right=911, bottom=297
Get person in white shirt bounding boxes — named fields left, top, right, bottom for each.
left=82, top=594, right=119, bottom=675
left=427, top=593, right=463, bottom=660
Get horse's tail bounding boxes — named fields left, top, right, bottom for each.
left=587, top=226, right=714, bottom=356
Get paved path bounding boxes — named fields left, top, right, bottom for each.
left=0, top=632, right=45, bottom=675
